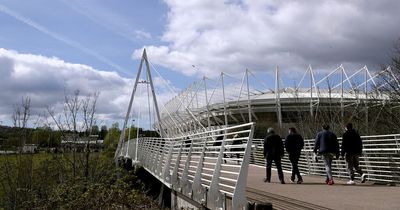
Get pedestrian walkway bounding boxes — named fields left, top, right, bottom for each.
left=246, top=164, right=400, bottom=210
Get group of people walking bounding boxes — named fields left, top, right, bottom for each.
left=263, top=123, right=366, bottom=185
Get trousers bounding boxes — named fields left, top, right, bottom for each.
left=265, top=156, right=284, bottom=181
left=289, top=153, right=302, bottom=180
left=346, top=154, right=363, bottom=180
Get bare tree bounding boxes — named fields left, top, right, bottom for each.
left=374, top=40, right=400, bottom=133
left=47, top=89, right=101, bottom=179
left=81, top=91, right=100, bottom=179
left=11, top=96, right=31, bottom=129
left=5, top=96, right=32, bottom=209
left=47, top=90, right=81, bottom=178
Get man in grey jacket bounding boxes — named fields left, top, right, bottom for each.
left=314, top=124, right=339, bottom=185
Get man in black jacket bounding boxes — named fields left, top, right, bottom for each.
left=285, top=127, right=304, bottom=184
left=341, top=123, right=366, bottom=184
left=314, top=124, right=339, bottom=185
left=264, top=127, right=285, bottom=184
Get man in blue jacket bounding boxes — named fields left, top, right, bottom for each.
left=341, top=123, right=366, bottom=184
left=314, top=124, right=339, bottom=185
left=264, top=127, right=285, bottom=184
left=285, top=127, right=304, bottom=184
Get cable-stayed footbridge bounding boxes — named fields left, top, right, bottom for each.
left=115, top=49, right=400, bottom=210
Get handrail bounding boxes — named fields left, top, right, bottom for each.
left=252, top=133, right=400, bottom=183
left=117, top=122, right=255, bottom=210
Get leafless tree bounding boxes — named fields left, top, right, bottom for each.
left=11, top=96, right=31, bottom=129
left=47, top=89, right=101, bottom=179
left=47, top=89, right=81, bottom=177
left=5, top=96, right=32, bottom=209
left=81, top=91, right=100, bottom=179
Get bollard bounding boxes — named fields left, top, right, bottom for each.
left=254, top=202, right=272, bottom=210
left=246, top=201, right=255, bottom=210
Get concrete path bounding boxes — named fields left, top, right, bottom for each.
left=246, top=164, right=400, bottom=210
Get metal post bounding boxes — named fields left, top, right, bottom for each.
left=181, top=140, right=193, bottom=197
left=192, top=138, right=207, bottom=204
left=208, top=131, right=226, bottom=209
left=115, top=49, right=145, bottom=159
left=275, top=66, right=282, bottom=130
left=365, top=67, right=369, bottom=134
left=143, top=49, right=167, bottom=138
left=309, top=66, right=314, bottom=118
left=221, top=73, right=228, bottom=128
left=162, top=142, right=174, bottom=184
left=246, top=69, right=252, bottom=123
left=232, top=123, right=255, bottom=210
left=341, top=65, right=344, bottom=122
left=171, top=143, right=183, bottom=191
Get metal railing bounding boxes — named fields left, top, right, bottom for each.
left=252, top=134, right=400, bottom=183
left=117, top=122, right=255, bottom=210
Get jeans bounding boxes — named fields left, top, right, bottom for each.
left=266, top=156, right=284, bottom=181
left=289, top=153, right=302, bottom=180
left=346, top=154, right=363, bottom=180
left=322, top=153, right=334, bottom=180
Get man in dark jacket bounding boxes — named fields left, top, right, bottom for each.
left=314, top=124, right=339, bottom=185
left=341, top=123, right=366, bottom=184
left=285, top=127, right=304, bottom=184
left=264, top=127, right=285, bottom=184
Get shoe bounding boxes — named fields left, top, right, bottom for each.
left=325, top=178, right=329, bottom=184
left=290, top=177, right=295, bottom=183
left=347, top=180, right=355, bottom=185
left=327, top=179, right=334, bottom=185
left=263, top=178, right=270, bottom=183
left=280, top=180, right=285, bottom=184
left=297, top=179, right=303, bottom=184
left=361, top=174, right=367, bottom=183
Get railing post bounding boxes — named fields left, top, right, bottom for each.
left=141, top=139, right=147, bottom=166
left=140, top=139, right=146, bottom=164
left=395, top=135, right=400, bottom=153
left=162, top=142, right=174, bottom=185
left=151, top=139, right=161, bottom=173
left=232, top=123, right=254, bottom=210
left=146, top=139, right=154, bottom=168
left=136, top=139, right=141, bottom=163
left=305, top=141, right=311, bottom=175
left=192, top=136, right=208, bottom=205
left=134, top=139, right=138, bottom=163
left=171, top=142, right=183, bottom=191
left=156, top=139, right=166, bottom=177
left=208, top=132, right=226, bottom=210
left=181, top=139, right=194, bottom=197
left=362, top=137, right=372, bottom=182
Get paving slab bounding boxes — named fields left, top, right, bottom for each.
left=246, top=164, right=400, bottom=210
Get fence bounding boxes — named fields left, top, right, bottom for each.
left=252, top=134, right=400, bottom=183
left=117, top=122, right=255, bottom=210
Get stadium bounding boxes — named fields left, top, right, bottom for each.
left=157, top=65, right=396, bottom=138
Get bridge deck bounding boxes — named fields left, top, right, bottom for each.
left=246, top=164, right=400, bottom=210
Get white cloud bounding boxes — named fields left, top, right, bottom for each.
left=133, top=0, right=400, bottom=78
left=0, top=48, right=176, bottom=129
left=135, top=30, right=152, bottom=39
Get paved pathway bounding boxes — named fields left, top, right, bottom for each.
left=246, top=164, right=400, bottom=210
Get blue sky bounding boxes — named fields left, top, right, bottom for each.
left=0, top=0, right=170, bottom=77
left=1, top=0, right=400, bottom=128
left=0, top=0, right=192, bottom=128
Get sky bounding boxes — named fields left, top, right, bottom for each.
left=1, top=0, right=400, bottom=129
